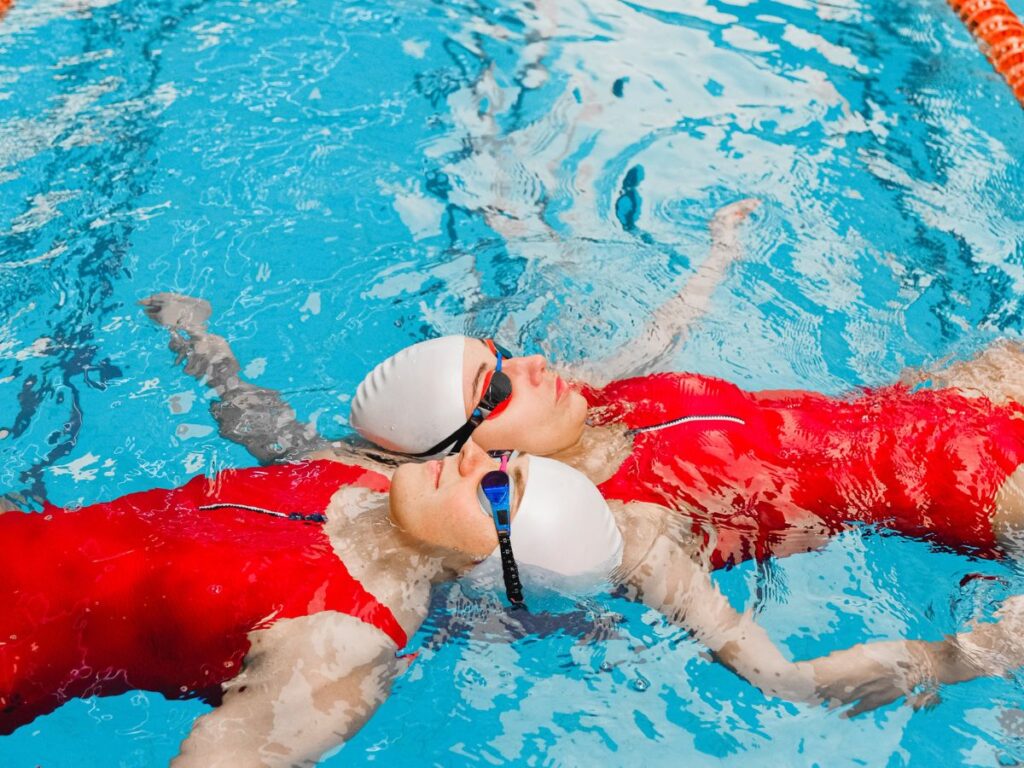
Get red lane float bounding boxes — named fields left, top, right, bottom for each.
left=948, top=0, right=1024, bottom=104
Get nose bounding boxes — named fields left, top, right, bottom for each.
left=457, top=439, right=492, bottom=477
left=506, top=354, right=546, bottom=386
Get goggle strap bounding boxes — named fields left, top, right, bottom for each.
left=496, top=529, right=524, bottom=606
left=408, top=420, right=478, bottom=458
left=407, top=342, right=511, bottom=458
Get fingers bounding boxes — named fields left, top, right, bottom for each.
left=909, top=690, right=941, bottom=711
left=139, top=293, right=213, bottom=333
left=137, top=292, right=170, bottom=307
left=818, top=676, right=911, bottom=717
left=711, top=197, right=762, bottom=224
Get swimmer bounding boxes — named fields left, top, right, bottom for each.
left=4, top=443, right=1000, bottom=766
left=347, top=335, right=1024, bottom=568
left=142, top=288, right=1024, bottom=569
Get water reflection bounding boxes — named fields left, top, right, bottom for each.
left=1, top=0, right=1024, bottom=764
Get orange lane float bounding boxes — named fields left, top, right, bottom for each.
left=947, top=0, right=1024, bottom=104
left=0, top=0, right=11, bottom=21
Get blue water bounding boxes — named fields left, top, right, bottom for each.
left=2, top=0, right=1024, bottom=764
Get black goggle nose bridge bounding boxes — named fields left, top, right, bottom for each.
left=491, top=341, right=514, bottom=360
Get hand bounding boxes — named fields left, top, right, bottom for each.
left=806, top=641, right=939, bottom=717
left=139, top=292, right=212, bottom=335
left=709, top=197, right=761, bottom=240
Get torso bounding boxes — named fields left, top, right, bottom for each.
left=582, top=373, right=1024, bottom=567
left=0, top=460, right=408, bottom=734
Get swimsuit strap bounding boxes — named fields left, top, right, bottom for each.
left=198, top=502, right=327, bottom=524
left=627, top=414, right=746, bottom=436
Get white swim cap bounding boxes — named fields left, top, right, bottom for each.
left=481, top=456, right=623, bottom=588
left=350, top=336, right=468, bottom=455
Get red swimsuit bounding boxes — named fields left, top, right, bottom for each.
left=0, top=460, right=401, bottom=735
left=585, top=374, right=1024, bottom=568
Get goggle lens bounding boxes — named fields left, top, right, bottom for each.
left=478, top=450, right=523, bottom=607
left=480, top=470, right=511, bottom=529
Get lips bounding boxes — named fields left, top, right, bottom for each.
left=555, top=375, right=567, bottom=402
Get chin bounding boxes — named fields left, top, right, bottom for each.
left=390, top=462, right=415, bottom=492
left=567, top=390, right=588, bottom=428
left=387, top=464, right=418, bottom=526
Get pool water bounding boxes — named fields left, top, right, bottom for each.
left=2, top=0, right=1024, bottom=765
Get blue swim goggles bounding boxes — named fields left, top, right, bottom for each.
left=478, top=449, right=524, bottom=607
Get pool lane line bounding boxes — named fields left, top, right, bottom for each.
left=947, top=0, right=1024, bottom=105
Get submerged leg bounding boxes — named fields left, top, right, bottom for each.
left=141, top=293, right=331, bottom=464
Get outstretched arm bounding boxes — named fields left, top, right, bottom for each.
left=141, top=293, right=332, bottom=464
left=173, top=613, right=405, bottom=768
left=611, top=502, right=1020, bottom=713
left=612, top=502, right=819, bottom=702
left=810, top=592, right=1024, bottom=716
left=589, top=198, right=760, bottom=380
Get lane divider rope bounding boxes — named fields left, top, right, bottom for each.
left=947, top=0, right=1024, bottom=104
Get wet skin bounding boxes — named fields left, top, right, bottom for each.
left=389, top=439, right=529, bottom=558
left=460, top=338, right=587, bottom=455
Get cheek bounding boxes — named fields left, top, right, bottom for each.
left=440, top=504, right=498, bottom=556
left=394, top=487, right=497, bottom=556
left=507, top=387, right=553, bottom=427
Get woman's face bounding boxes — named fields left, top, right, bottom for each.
left=459, top=338, right=588, bottom=455
left=389, top=440, right=529, bottom=557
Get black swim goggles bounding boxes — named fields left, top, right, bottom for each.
left=479, top=449, right=524, bottom=607
left=411, top=339, right=514, bottom=457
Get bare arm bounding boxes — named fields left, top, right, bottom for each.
left=140, top=293, right=332, bottom=464
left=610, top=501, right=1020, bottom=713
left=809, top=593, right=1024, bottom=715
left=612, top=503, right=820, bottom=701
left=589, top=198, right=760, bottom=380
left=173, top=613, right=405, bottom=768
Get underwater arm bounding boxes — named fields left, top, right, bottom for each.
left=591, top=198, right=760, bottom=379
left=140, top=292, right=332, bottom=464
left=612, top=502, right=961, bottom=713
left=809, top=593, right=1024, bottom=715
left=173, top=613, right=404, bottom=768
left=613, top=502, right=819, bottom=702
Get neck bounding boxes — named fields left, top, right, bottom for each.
left=306, top=442, right=397, bottom=476
left=322, top=486, right=472, bottom=642
left=550, top=422, right=633, bottom=485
